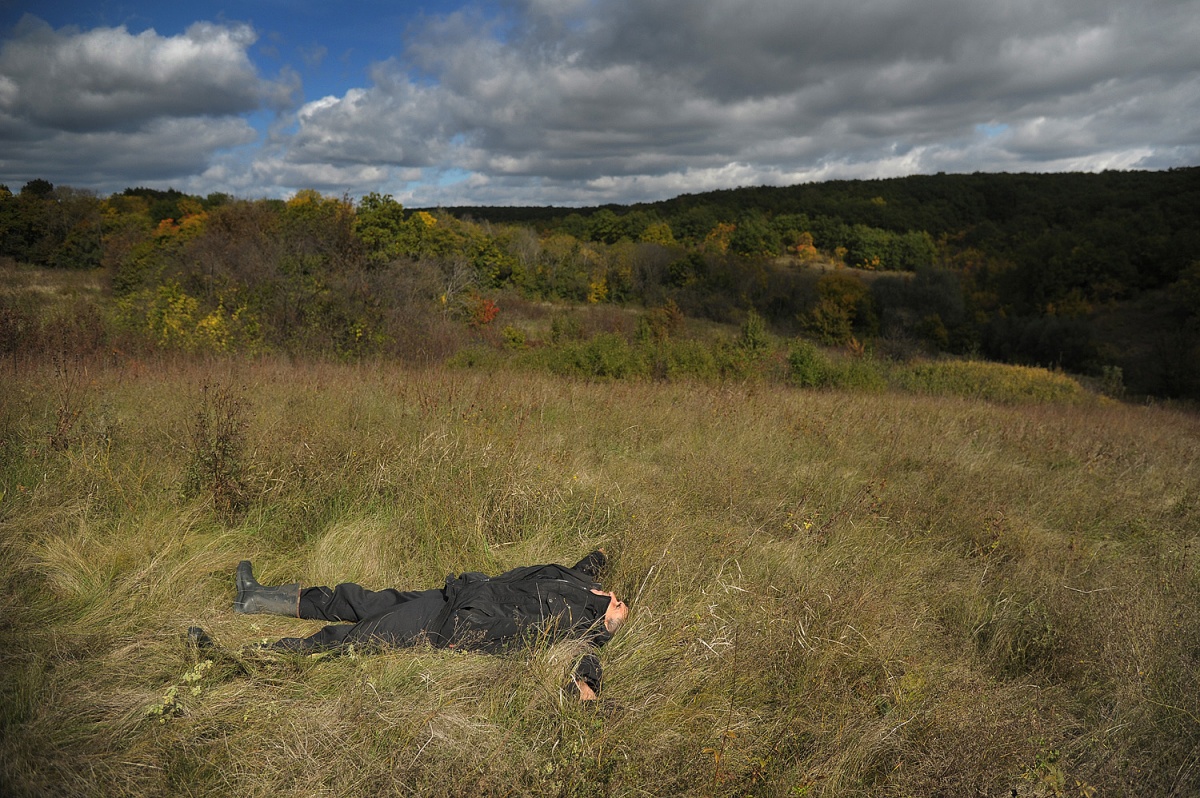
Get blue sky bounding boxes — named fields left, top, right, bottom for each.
left=2, top=0, right=1198, bottom=206
left=2, top=1, right=452, bottom=96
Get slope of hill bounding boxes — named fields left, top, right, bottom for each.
left=2, top=357, right=1197, bottom=795
left=4, top=168, right=1198, bottom=398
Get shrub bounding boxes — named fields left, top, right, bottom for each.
left=736, top=310, right=771, bottom=359
left=501, top=325, right=526, bottom=350
left=635, top=299, right=684, bottom=344
left=895, top=359, right=1087, bottom=404
left=832, top=355, right=889, bottom=393
left=578, top=333, right=644, bottom=379
left=712, top=339, right=757, bottom=380
left=787, top=340, right=833, bottom=388
left=466, top=294, right=499, bottom=328
left=801, top=271, right=875, bottom=345
left=0, top=293, right=39, bottom=357
left=446, top=345, right=506, bottom=370
left=550, top=333, right=645, bottom=379
left=114, top=282, right=262, bottom=354
left=182, top=382, right=250, bottom=524
left=549, top=312, right=584, bottom=344
left=1099, top=365, right=1126, bottom=399
left=658, top=338, right=719, bottom=381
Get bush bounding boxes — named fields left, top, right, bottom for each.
left=549, top=312, right=584, bottom=344
left=657, top=338, right=720, bottom=381
left=547, top=333, right=646, bottom=379
left=501, top=325, right=527, bottom=350
left=736, top=310, right=771, bottom=359
left=787, top=340, right=889, bottom=392
left=182, top=382, right=250, bottom=524
left=115, top=282, right=262, bottom=354
left=446, top=345, right=506, bottom=370
left=800, top=271, right=876, bottom=345
left=635, top=300, right=684, bottom=344
left=788, top=340, right=833, bottom=388
left=832, top=355, right=889, bottom=393
left=895, top=359, right=1087, bottom=404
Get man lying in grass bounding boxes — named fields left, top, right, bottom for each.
left=192, top=550, right=627, bottom=700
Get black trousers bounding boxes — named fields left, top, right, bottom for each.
left=275, top=583, right=447, bottom=651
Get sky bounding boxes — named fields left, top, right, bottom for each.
left=1, top=0, right=1198, bottom=207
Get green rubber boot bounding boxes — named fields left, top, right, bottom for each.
left=233, top=561, right=300, bottom=616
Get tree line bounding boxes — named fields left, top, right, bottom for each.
left=2, top=169, right=1198, bottom=397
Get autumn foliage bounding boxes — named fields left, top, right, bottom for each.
left=2, top=170, right=1199, bottom=397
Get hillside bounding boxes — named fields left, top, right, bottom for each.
left=3, top=169, right=1199, bottom=398
left=2, top=357, right=1198, bottom=795
left=441, top=169, right=1200, bottom=397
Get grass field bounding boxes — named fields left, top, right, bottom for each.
left=1, top=354, right=1198, bottom=796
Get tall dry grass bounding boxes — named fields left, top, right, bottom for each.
left=1, top=355, right=1197, bottom=796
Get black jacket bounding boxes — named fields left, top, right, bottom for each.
left=431, top=563, right=613, bottom=652
left=431, top=552, right=613, bottom=694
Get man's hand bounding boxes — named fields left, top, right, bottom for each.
left=574, top=679, right=598, bottom=701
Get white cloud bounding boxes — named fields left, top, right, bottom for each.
left=3, top=0, right=1198, bottom=203
left=0, top=16, right=287, bottom=131
left=0, top=15, right=294, bottom=190
left=254, top=0, right=1199, bottom=204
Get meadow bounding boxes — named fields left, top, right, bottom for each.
left=2, top=351, right=1198, bottom=797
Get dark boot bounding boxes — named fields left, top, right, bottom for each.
left=233, top=560, right=300, bottom=616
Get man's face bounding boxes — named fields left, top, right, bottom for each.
left=591, top=590, right=629, bottom=632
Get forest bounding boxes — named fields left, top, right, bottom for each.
left=2, top=168, right=1198, bottom=398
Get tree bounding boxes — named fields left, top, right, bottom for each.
left=729, top=215, right=781, bottom=257
left=702, top=222, right=736, bottom=255
left=640, top=221, right=677, bottom=247
left=20, top=179, right=54, bottom=198
left=354, top=193, right=407, bottom=265
left=284, top=190, right=353, bottom=248
left=843, top=224, right=890, bottom=269
left=801, top=272, right=875, bottom=345
left=736, top=309, right=771, bottom=358
left=1173, top=262, right=1200, bottom=315
left=667, top=252, right=708, bottom=288
left=587, top=209, right=624, bottom=244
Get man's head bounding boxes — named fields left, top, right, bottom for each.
left=591, top=589, right=629, bottom=633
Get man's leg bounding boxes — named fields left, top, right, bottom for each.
left=233, top=560, right=439, bottom=621
left=299, top=585, right=443, bottom=623
left=276, top=591, right=447, bottom=651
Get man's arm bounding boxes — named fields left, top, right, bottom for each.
left=570, top=653, right=603, bottom=701
left=571, top=550, right=607, bottom=578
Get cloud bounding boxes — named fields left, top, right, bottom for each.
left=2, top=118, right=260, bottom=186
left=263, top=0, right=1200, bottom=204
left=2, top=1, right=1198, bottom=203
left=300, top=44, right=329, bottom=69
left=0, top=14, right=294, bottom=190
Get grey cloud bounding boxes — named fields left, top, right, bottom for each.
left=0, top=15, right=289, bottom=132
left=4, top=0, right=1198, bottom=203
left=268, top=0, right=1199, bottom=204
left=0, top=117, right=258, bottom=189
left=0, top=15, right=294, bottom=191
